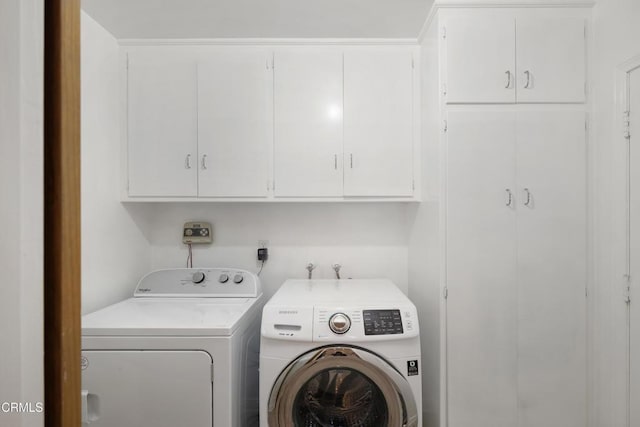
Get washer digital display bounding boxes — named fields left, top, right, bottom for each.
left=363, top=309, right=403, bottom=335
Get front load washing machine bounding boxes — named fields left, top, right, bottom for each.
left=260, top=279, right=422, bottom=427
left=82, top=268, right=264, bottom=427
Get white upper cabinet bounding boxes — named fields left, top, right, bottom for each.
left=445, top=15, right=516, bottom=104
left=273, top=51, right=344, bottom=197
left=444, top=12, right=586, bottom=104
left=344, top=50, right=414, bottom=197
left=197, top=52, right=271, bottom=197
left=127, top=53, right=198, bottom=197
left=126, top=46, right=417, bottom=201
left=516, top=18, right=586, bottom=103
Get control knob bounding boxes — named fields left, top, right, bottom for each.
left=218, top=273, right=229, bottom=284
left=233, top=274, right=244, bottom=284
left=191, top=271, right=206, bottom=284
left=329, top=313, right=351, bottom=334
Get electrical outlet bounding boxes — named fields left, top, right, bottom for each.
left=257, top=240, right=269, bottom=262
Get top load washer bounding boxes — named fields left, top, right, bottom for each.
left=260, top=279, right=422, bottom=427
left=82, top=268, right=264, bottom=427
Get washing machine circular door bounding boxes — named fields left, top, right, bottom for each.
left=267, top=346, right=418, bottom=427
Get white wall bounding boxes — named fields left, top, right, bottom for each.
left=145, top=203, right=410, bottom=297
left=81, top=11, right=152, bottom=314
left=0, top=0, right=44, bottom=426
left=80, top=22, right=417, bottom=310
left=590, top=0, right=640, bottom=425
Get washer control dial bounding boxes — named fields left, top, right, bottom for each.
left=233, top=274, right=244, bottom=284
left=218, top=273, right=229, bottom=284
left=191, top=272, right=206, bottom=284
left=329, top=313, right=351, bottom=334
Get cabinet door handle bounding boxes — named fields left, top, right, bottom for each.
left=350, top=153, right=353, bottom=169
left=334, top=154, right=338, bottom=170
left=185, top=154, right=192, bottom=169
left=505, top=71, right=512, bottom=89
left=201, top=154, right=208, bottom=170
left=524, top=70, right=531, bottom=89
left=524, top=188, right=532, bottom=206
left=505, top=189, right=513, bottom=207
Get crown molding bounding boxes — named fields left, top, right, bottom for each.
left=118, top=38, right=419, bottom=47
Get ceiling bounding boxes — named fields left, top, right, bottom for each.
left=81, top=0, right=432, bottom=39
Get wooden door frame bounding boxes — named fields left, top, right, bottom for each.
left=44, top=1, right=81, bottom=426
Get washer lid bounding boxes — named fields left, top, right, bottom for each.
left=82, top=296, right=262, bottom=336
left=266, top=279, right=412, bottom=308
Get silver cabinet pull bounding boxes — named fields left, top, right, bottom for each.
left=524, top=70, right=531, bottom=89
left=505, top=71, right=512, bottom=89
left=334, top=154, right=338, bottom=170
left=201, top=154, right=208, bottom=170
left=524, top=188, right=532, bottom=206
left=350, top=153, right=353, bottom=169
left=505, top=189, right=513, bottom=207
left=185, top=154, right=192, bottom=169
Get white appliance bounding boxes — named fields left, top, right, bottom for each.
left=260, top=279, right=422, bottom=427
left=81, top=268, right=264, bottom=427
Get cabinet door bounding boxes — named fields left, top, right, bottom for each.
left=274, top=52, right=343, bottom=197
left=444, top=14, right=516, bottom=103
left=516, top=18, right=586, bottom=103
left=128, top=53, right=198, bottom=197
left=198, top=52, right=271, bottom=197
left=446, top=111, right=518, bottom=427
left=516, top=111, right=587, bottom=427
left=82, top=350, right=212, bottom=426
left=343, top=50, right=414, bottom=197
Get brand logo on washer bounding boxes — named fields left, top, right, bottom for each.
left=407, top=360, right=419, bottom=376
left=278, top=310, right=298, bottom=315
left=138, top=288, right=151, bottom=293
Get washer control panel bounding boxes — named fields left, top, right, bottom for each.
left=313, top=306, right=418, bottom=342
left=133, top=268, right=261, bottom=297
left=363, top=309, right=403, bottom=335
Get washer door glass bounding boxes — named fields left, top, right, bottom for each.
left=293, top=367, right=388, bottom=426
left=268, top=346, right=418, bottom=427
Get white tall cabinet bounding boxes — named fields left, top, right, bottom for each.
left=515, top=111, right=586, bottom=427
left=446, top=111, right=519, bottom=427
left=446, top=111, right=587, bottom=427
left=421, top=6, right=591, bottom=427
